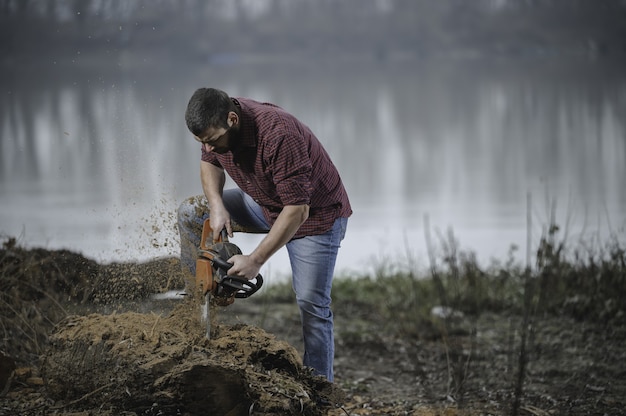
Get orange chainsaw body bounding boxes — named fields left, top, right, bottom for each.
left=195, top=219, right=236, bottom=306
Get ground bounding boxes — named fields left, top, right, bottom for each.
left=1, top=244, right=625, bottom=415
left=226, top=300, right=626, bottom=415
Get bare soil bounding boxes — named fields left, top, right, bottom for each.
left=1, top=241, right=625, bottom=415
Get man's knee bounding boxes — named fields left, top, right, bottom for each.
left=178, top=196, right=207, bottom=229
left=177, top=199, right=192, bottom=223
left=296, top=297, right=333, bottom=321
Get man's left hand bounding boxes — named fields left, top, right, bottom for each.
left=226, top=254, right=263, bottom=280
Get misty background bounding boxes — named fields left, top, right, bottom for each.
left=1, top=0, right=625, bottom=282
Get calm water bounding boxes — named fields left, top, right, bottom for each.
left=1, top=58, right=625, bottom=281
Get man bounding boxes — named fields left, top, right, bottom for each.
left=177, top=87, right=352, bottom=381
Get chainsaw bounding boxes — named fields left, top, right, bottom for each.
left=195, top=218, right=263, bottom=339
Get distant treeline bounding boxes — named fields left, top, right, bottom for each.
left=1, top=0, right=625, bottom=64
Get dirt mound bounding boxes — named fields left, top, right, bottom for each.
left=0, top=237, right=186, bottom=365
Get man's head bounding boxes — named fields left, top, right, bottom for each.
left=185, top=88, right=240, bottom=154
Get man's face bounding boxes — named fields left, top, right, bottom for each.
left=194, top=112, right=239, bottom=154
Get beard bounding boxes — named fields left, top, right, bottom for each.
left=215, top=123, right=240, bottom=153
left=211, top=143, right=230, bottom=154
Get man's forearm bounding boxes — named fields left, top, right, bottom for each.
left=249, top=204, right=309, bottom=265
left=200, top=161, right=225, bottom=207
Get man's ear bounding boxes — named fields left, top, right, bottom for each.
left=227, top=111, right=238, bottom=127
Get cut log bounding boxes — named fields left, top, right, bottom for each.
left=41, top=302, right=343, bottom=415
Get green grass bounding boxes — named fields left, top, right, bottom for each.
left=260, top=223, right=626, bottom=337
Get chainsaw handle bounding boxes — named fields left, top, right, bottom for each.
left=222, top=275, right=263, bottom=298
left=200, top=219, right=229, bottom=250
left=210, top=255, right=233, bottom=272
left=210, top=255, right=264, bottom=296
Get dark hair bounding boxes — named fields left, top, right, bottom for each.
left=185, top=88, right=233, bottom=136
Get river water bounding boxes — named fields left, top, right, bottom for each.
left=1, top=57, right=625, bottom=282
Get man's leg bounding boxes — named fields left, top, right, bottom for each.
left=286, top=217, right=348, bottom=381
left=177, top=190, right=269, bottom=276
left=177, top=195, right=208, bottom=277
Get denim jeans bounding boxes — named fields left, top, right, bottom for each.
left=177, top=189, right=348, bottom=381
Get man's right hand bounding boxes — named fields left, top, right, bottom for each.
left=210, top=206, right=233, bottom=242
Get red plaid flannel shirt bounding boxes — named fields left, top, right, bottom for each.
left=201, top=97, right=352, bottom=238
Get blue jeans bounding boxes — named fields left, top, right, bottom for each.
left=177, top=189, right=348, bottom=381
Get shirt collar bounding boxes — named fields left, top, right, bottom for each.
left=233, top=98, right=257, bottom=148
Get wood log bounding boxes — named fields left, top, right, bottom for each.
left=41, top=303, right=343, bottom=415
